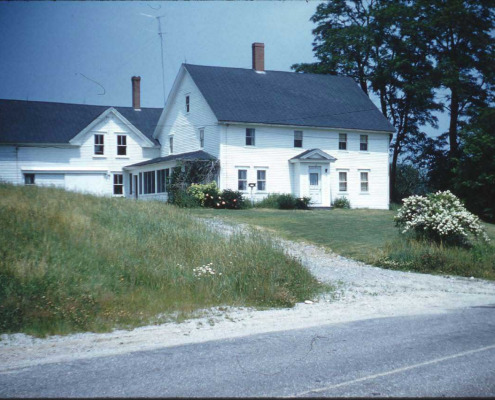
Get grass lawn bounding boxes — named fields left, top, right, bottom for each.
left=190, top=208, right=495, bottom=280
left=0, top=184, right=326, bottom=337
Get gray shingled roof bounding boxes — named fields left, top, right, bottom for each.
left=126, top=150, right=216, bottom=168
left=0, top=99, right=162, bottom=144
left=185, top=64, right=395, bottom=132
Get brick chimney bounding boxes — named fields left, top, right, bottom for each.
left=131, top=76, right=141, bottom=110
left=252, top=43, right=265, bottom=72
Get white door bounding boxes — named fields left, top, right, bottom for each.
left=308, top=166, right=322, bottom=205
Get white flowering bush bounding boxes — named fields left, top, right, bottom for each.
left=394, top=190, right=490, bottom=245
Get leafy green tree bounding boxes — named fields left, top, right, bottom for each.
left=416, top=0, right=495, bottom=157
left=452, top=108, right=495, bottom=221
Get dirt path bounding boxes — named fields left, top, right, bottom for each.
left=1, top=217, right=494, bottom=372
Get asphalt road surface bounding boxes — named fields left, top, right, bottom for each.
left=1, top=306, right=494, bottom=397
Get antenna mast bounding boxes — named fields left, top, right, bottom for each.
left=157, top=16, right=166, bottom=106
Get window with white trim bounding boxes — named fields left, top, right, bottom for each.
left=257, top=170, right=266, bottom=191
left=185, top=95, right=190, bottom=113
left=339, top=133, right=347, bottom=150
left=360, top=171, right=369, bottom=192
left=339, top=172, right=348, bottom=192
left=113, top=173, right=123, bottom=195
left=238, top=169, right=247, bottom=191
left=24, top=173, right=35, bottom=185
left=117, top=135, right=127, bottom=156
left=246, top=128, right=255, bottom=146
left=157, top=169, right=167, bottom=193
left=143, top=171, right=156, bottom=194
left=94, top=134, right=104, bottom=155
left=294, top=131, right=303, bottom=148
left=360, top=135, right=368, bottom=151
left=199, top=128, right=205, bottom=148
left=169, top=137, right=174, bottom=154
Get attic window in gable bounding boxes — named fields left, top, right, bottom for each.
left=185, top=95, right=190, bottom=113
left=117, top=135, right=127, bottom=156
left=94, top=134, right=104, bottom=155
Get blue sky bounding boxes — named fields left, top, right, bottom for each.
left=0, top=1, right=447, bottom=136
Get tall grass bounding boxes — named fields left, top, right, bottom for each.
left=0, top=184, right=326, bottom=337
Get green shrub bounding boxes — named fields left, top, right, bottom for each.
left=295, top=197, right=312, bottom=210
left=168, top=189, right=199, bottom=208
left=255, top=193, right=281, bottom=209
left=187, top=182, right=219, bottom=208
left=277, top=194, right=297, bottom=210
left=218, top=189, right=246, bottom=209
left=333, top=197, right=351, bottom=209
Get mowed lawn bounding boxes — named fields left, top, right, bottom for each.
left=191, top=208, right=495, bottom=280
left=191, top=208, right=399, bottom=261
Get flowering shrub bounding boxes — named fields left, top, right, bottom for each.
left=187, top=182, right=219, bottom=207
left=193, top=263, right=222, bottom=279
left=217, top=189, right=245, bottom=209
left=394, top=190, right=490, bottom=245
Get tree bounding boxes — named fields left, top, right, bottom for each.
left=416, top=0, right=495, bottom=158
left=452, top=108, right=495, bottom=221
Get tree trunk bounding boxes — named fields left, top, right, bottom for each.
left=448, top=87, right=459, bottom=157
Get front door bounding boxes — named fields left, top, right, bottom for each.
left=308, top=166, right=322, bottom=205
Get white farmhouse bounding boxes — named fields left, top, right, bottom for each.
left=0, top=43, right=395, bottom=209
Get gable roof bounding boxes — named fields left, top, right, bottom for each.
left=126, top=150, right=216, bottom=168
left=290, top=148, right=337, bottom=161
left=0, top=99, right=162, bottom=145
left=184, top=64, right=395, bottom=133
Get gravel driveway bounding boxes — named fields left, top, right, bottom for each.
left=1, top=217, right=494, bottom=372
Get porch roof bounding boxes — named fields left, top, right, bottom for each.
left=125, top=150, right=216, bottom=168
left=289, top=148, right=336, bottom=162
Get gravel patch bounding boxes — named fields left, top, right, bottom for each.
left=1, top=216, right=494, bottom=372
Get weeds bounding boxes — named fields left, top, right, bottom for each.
left=0, top=184, right=326, bottom=337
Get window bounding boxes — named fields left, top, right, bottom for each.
left=129, top=173, right=133, bottom=194
left=309, top=172, right=319, bottom=186
left=339, top=171, right=347, bottom=192
left=143, top=171, right=156, bottom=194
left=185, top=95, right=190, bottom=113
left=294, top=131, right=303, bottom=148
left=257, top=170, right=266, bottom=191
left=157, top=169, right=167, bottom=193
left=360, top=171, right=369, bottom=192
left=339, top=133, right=347, bottom=150
left=238, top=169, right=247, bottom=191
left=360, top=135, right=368, bottom=151
left=94, top=134, right=104, bottom=155
left=24, top=173, right=35, bottom=185
left=117, top=135, right=127, bottom=156
left=169, top=137, right=173, bottom=154
left=113, top=174, right=123, bottom=195
left=246, top=128, right=255, bottom=146
left=199, top=128, right=205, bottom=148
left=139, top=173, right=143, bottom=195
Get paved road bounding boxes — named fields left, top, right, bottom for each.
left=1, top=306, right=495, bottom=397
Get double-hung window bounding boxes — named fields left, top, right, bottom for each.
left=246, top=128, right=255, bottom=146
left=238, top=169, right=247, bottom=191
left=360, top=135, right=368, bottom=151
left=339, top=133, right=347, bottom=150
left=143, top=171, right=156, bottom=194
left=157, top=169, right=167, bottom=193
left=339, top=172, right=348, bottom=192
left=117, top=135, right=127, bottom=156
left=113, top=174, right=123, bottom=195
left=94, top=134, right=104, bottom=155
left=24, top=173, right=35, bottom=185
left=199, top=128, right=205, bottom=148
left=360, top=171, right=369, bottom=192
left=294, top=131, right=303, bottom=148
left=257, top=170, right=266, bottom=191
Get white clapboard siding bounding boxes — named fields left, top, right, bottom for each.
left=0, top=113, right=159, bottom=196
left=158, top=70, right=220, bottom=158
